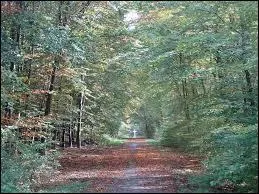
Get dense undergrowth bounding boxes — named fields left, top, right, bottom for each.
left=1, top=127, right=60, bottom=193
left=156, top=117, right=258, bottom=193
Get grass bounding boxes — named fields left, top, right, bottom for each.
left=38, top=181, right=89, bottom=193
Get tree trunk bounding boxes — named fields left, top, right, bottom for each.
left=44, top=0, right=66, bottom=115
left=143, top=107, right=151, bottom=138
left=182, top=79, right=190, bottom=120
left=61, top=127, right=66, bottom=148
left=69, top=127, right=73, bottom=148
left=10, top=1, right=23, bottom=72
left=51, top=129, right=56, bottom=149
left=215, top=50, right=224, bottom=78
left=69, top=118, right=73, bottom=147
left=244, top=70, right=255, bottom=107
left=58, top=1, right=63, bottom=25
left=90, top=125, right=93, bottom=141
left=76, top=92, right=83, bottom=148
left=179, top=52, right=182, bottom=64
left=72, top=129, right=75, bottom=144
left=191, top=82, right=198, bottom=97
left=10, top=23, right=16, bottom=72
left=175, top=82, right=182, bottom=97
left=201, top=78, right=206, bottom=95
left=27, top=1, right=35, bottom=82
left=44, top=64, right=57, bottom=116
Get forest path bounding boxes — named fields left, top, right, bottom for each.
left=39, top=138, right=203, bottom=192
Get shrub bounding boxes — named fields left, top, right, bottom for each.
left=1, top=127, right=60, bottom=193
left=187, top=124, right=258, bottom=193
left=100, top=134, right=125, bottom=146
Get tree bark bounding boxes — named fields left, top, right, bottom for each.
left=10, top=23, right=16, bottom=72
left=45, top=1, right=65, bottom=116
left=191, top=82, right=198, bottom=97
left=61, top=127, right=66, bottom=148
left=10, top=1, right=23, bottom=72
left=201, top=78, right=206, bottom=95
left=58, top=1, right=63, bottom=25
left=27, top=1, right=35, bottom=82
left=76, top=92, right=83, bottom=148
left=72, top=129, right=75, bottom=144
left=244, top=70, right=255, bottom=106
left=68, top=117, right=73, bottom=147
left=69, top=127, right=73, bottom=148
left=44, top=64, right=57, bottom=115
left=182, top=79, right=190, bottom=120
left=52, top=129, right=57, bottom=149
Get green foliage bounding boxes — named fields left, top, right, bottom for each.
left=146, top=139, right=160, bottom=147
left=186, top=124, right=258, bottom=193
left=160, top=120, right=192, bottom=149
left=1, top=127, right=60, bottom=193
left=100, top=134, right=125, bottom=146
left=126, top=1, right=258, bottom=193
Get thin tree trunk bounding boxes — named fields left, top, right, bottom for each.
left=51, top=129, right=57, bottom=149
left=10, top=1, right=23, bottom=72
left=10, top=23, right=16, bottom=72
left=72, top=128, right=75, bottom=145
left=90, top=125, right=93, bottom=141
left=58, top=1, right=63, bottom=25
left=69, top=121, right=73, bottom=148
left=201, top=78, right=206, bottom=95
left=175, top=82, right=182, bottom=97
left=182, top=79, right=190, bottom=120
left=215, top=50, right=224, bottom=78
left=27, top=46, right=34, bottom=82
left=76, top=92, right=83, bottom=148
left=61, top=127, right=65, bottom=148
left=16, top=23, right=21, bottom=73
left=244, top=70, right=255, bottom=107
left=191, top=82, right=198, bottom=97
left=143, top=107, right=150, bottom=138
left=179, top=52, right=182, bottom=64
left=27, top=1, right=35, bottom=82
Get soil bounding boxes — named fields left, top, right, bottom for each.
left=36, top=138, right=203, bottom=193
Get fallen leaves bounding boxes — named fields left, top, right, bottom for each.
left=38, top=138, right=203, bottom=193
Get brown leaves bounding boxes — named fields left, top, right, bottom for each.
left=56, top=67, right=77, bottom=78
left=16, top=115, right=51, bottom=129
left=43, top=139, right=203, bottom=193
left=1, top=1, right=22, bottom=15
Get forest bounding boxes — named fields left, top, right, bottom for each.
left=1, top=1, right=258, bottom=193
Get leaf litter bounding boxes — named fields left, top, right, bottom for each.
left=36, top=138, right=203, bottom=193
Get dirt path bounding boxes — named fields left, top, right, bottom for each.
left=38, top=138, right=203, bottom=193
